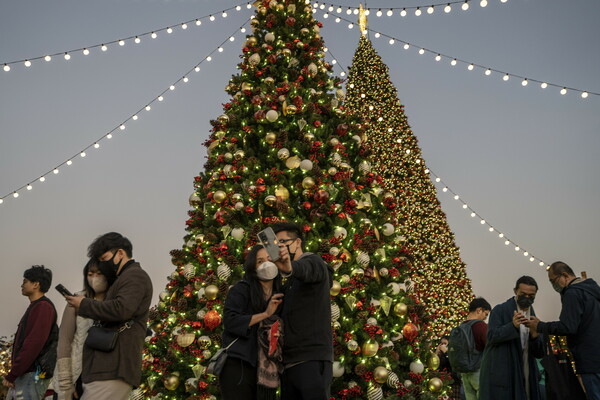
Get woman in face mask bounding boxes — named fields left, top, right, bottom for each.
left=50, top=259, right=116, bottom=399
left=220, top=245, right=284, bottom=400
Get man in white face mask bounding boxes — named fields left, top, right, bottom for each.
left=271, top=222, right=334, bottom=400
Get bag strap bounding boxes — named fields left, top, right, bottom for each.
left=224, top=337, right=239, bottom=351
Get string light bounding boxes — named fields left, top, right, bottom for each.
left=312, top=0, right=496, bottom=17
left=318, top=10, right=599, bottom=99
left=1, top=1, right=251, bottom=71
left=0, top=21, right=248, bottom=206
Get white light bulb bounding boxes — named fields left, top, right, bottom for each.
left=101, top=44, right=107, bottom=51
left=364, top=9, right=370, bottom=15
left=27, top=185, right=32, bottom=190
left=181, top=23, right=187, bottom=30
left=119, top=40, right=125, bottom=46
left=361, top=93, right=366, bottom=98
left=581, top=92, right=588, bottom=98
left=462, top=2, right=469, bottom=10
left=387, top=10, right=393, bottom=16
left=167, top=27, right=173, bottom=33
left=389, top=39, right=395, bottom=45
left=340, top=71, right=346, bottom=77
left=524, top=251, right=529, bottom=256
left=530, top=257, right=535, bottom=262
left=499, top=233, right=504, bottom=238
left=425, top=169, right=429, bottom=173
left=353, top=8, right=359, bottom=15
left=400, top=9, right=407, bottom=16
left=107, top=133, right=113, bottom=139
left=403, top=43, right=409, bottom=50
left=120, top=124, right=125, bottom=130
left=346, top=8, right=352, bottom=14
left=328, top=6, right=333, bottom=11
left=335, top=17, right=341, bottom=23
left=331, top=59, right=337, bottom=65
left=539, top=262, right=545, bottom=266
left=454, top=195, right=459, bottom=200
left=376, top=9, right=382, bottom=17
left=427, top=6, right=434, bottom=14
left=419, top=49, right=425, bottom=55
left=541, top=82, right=548, bottom=89
left=435, top=178, right=441, bottom=182
left=489, top=227, right=494, bottom=232
left=444, top=4, right=451, bottom=12
left=94, top=143, right=100, bottom=149
left=207, top=56, right=212, bottom=61
left=196, top=19, right=201, bottom=26
left=522, top=79, right=528, bottom=86
left=229, top=36, right=235, bottom=41
left=336, top=7, right=342, bottom=13
left=134, top=37, right=141, bottom=44
left=374, top=32, right=381, bottom=38
left=560, top=88, right=567, bottom=95
left=406, top=149, right=411, bottom=154
left=236, top=6, right=241, bottom=11
left=442, top=187, right=448, bottom=192
left=503, top=74, right=510, bottom=81
left=145, top=105, right=151, bottom=111
left=133, top=115, right=138, bottom=120
left=170, top=85, right=175, bottom=91
left=195, top=66, right=200, bottom=72
left=471, top=213, right=476, bottom=217
left=158, top=96, right=164, bottom=101
left=64, top=53, right=71, bottom=60
left=468, top=64, right=474, bottom=71
left=450, top=59, right=457, bottom=66
left=80, top=152, right=86, bottom=157
left=183, top=77, right=189, bottom=83
left=515, top=246, right=520, bottom=251
left=323, top=13, right=329, bottom=18
left=435, top=55, right=441, bottom=61
left=3, top=64, right=10, bottom=72
left=0, top=199, right=3, bottom=204
left=462, top=204, right=468, bottom=209
left=348, top=23, right=354, bottom=29
left=480, top=219, right=485, bottom=224
left=151, top=32, right=157, bottom=39
left=415, top=8, right=422, bottom=16
left=13, top=192, right=19, bottom=198
left=40, top=177, right=46, bottom=182
left=45, top=55, right=51, bottom=62
left=222, top=12, right=227, bottom=18
left=24, top=60, right=31, bottom=67
left=53, top=169, right=59, bottom=174
left=218, top=47, right=223, bottom=52
left=485, top=69, right=491, bottom=76
left=505, top=240, right=510, bottom=245
left=67, top=160, right=72, bottom=165
left=480, top=0, right=488, bottom=7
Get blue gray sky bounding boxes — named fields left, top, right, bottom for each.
left=1, top=0, right=599, bottom=337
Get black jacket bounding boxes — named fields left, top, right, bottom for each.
left=222, top=280, right=259, bottom=367
left=537, top=278, right=600, bottom=374
left=281, top=252, right=333, bottom=364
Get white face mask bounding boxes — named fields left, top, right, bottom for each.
left=88, top=275, right=108, bottom=294
left=256, top=261, right=278, bottom=281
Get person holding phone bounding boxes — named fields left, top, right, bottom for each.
left=271, top=222, right=334, bottom=400
left=50, top=259, right=116, bottom=400
left=220, top=244, right=284, bottom=400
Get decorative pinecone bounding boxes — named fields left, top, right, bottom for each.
left=333, top=343, right=344, bottom=357
left=276, top=201, right=290, bottom=214
left=311, top=164, right=324, bottom=178
left=226, top=255, right=240, bottom=267
left=277, top=130, right=288, bottom=143
left=148, top=307, right=159, bottom=321
left=218, top=281, right=229, bottom=295
left=354, top=363, right=368, bottom=376
left=209, top=333, right=222, bottom=347
left=177, top=298, right=188, bottom=310
left=205, top=275, right=218, bottom=285
left=318, top=241, right=330, bottom=254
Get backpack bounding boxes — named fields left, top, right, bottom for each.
left=448, top=319, right=482, bottom=373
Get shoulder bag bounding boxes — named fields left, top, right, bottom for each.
left=206, top=338, right=239, bottom=377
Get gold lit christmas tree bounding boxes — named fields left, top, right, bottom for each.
left=345, top=23, right=474, bottom=339
left=141, top=1, right=448, bottom=399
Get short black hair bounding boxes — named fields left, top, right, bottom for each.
left=88, top=232, right=133, bottom=259
left=549, top=261, right=575, bottom=277
left=23, top=265, right=53, bottom=293
left=468, top=297, right=491, bottom=312
left=515, top=275, right=538, bottom=291
left=271, top=222, right=303, bottom=243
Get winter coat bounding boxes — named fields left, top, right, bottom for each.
left=222, top=280, right=260, bottom=367
left=537, top=278, right=600, bottom=374
left=78, top=261, right=152, bottom=387
left=479, top=297, right=544, bottom=400
left=281, top=252, right=333, bottom=364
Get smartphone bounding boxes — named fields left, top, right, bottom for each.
left=257, top=227, right=281, bottom=262
left=55, top=284, right=74, bottom=297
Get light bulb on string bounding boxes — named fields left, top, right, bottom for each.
left=64, top=53, right=71, bottom=60
left=24, top=60, right=32, bottom=67
left=468, top=64, right=474, bottom=71
left=387, top=9, right=393, bottom=16
left=45, top=55, right=51, bottom=62
left=167, top=27, right=173, bottom=33
left=480, top=0, right=488, bottom=7
left=415, top=7, right=422, bottom=16
left=560, top=88, right=567, bottom=95
left=503, top=74, right=510, bottom=81
left=427, top=6, right=435, bottom=14
left=450, top=59, right=457, bottom=66
left=3, top=64, right=10, bottom=72
left=400, top=8, right=407, bottom=16
left=134, top=36, right=141, bottom=44
left=151, top=32, right=157, bottom=39
left=462, top=1, right=470, bottom=10
left=119, top=40, right=125, bottom=46
left=444, top=4, right=452, bottom=12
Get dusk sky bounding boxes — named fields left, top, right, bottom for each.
left=1, top=0, right=599, bottom=337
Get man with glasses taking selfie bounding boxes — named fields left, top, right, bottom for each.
left=271, top=222, right=334, bottom=400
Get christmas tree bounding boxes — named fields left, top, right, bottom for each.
left=344, top=22, right=474, bottom=339
left=142, top=1, right=446, bottom=399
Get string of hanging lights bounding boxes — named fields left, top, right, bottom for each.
left=318, top=10, right=598, bottom=99
left=0, top=22, right=250, bottom=206
left=312, top=0, right=505, bottom=17
left=1, top=1, right=253, bottom=72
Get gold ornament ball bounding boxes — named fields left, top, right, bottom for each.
left=246, top=36, right=257, bottom=46
left=286, top=104, right=298, bottom=114
left=234, top=149, right=245, bottom=160
left=282, top=48, right=291, bottom=57
left=152, top=322, right=163, bottom=332
left=265, top=132, right=277, bottom=144
left=264, top=195, right=277, bottom=207
left=362, top=340, right=379, bottom=357
left=302, top=177, right=315, bottom=189
left=176, top=332, right=195, bottom=348
left=277, top=148, right=290, bottom=160
left=286, top=156, right=301, bottom=169
left=213, top=190, right=226, bottom=203
left=303, top=132, right=315, bottom=142
left=428, top=353, right=440, bottom=370
left=264, top=76, right=275, bottom=85
left=373, top=366, right=389, bottom=384
left=241, top=82, right=253, bottom=92
left=428, top=377, right=443, bottom=392
left=276, top=3, right=284, bottom=11
left=330, top=280, right=341, bottom=296
left=232, top=193, right=242, bottom=202
left=163, top=373, right=180, bottom=391
left=275, top=185, right=290, bottom=201
left=217, top=114, right=229, bottom=124
left=393, top=302, right=408, bottom=316
left=189, top=193, right=201, bottom=207
left=300, top=28, right=310, bottom=35
left=205, top=285, right=219, bottom=300
left=328, top=167, right=338, bottom=176
left=296, top=41, right=304, bottom=49
left=347, top=340, right=358, bottom=351
left=197, top=335, right=212, bottom=349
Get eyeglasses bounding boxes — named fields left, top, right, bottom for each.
left=278, top=238, right=296, bottom=244
left=549, top=275, right=561, bottom=285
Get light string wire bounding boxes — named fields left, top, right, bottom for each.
left=312, top=0, right=503, bottom=16
left=1, top=1, right=253, bottom=72
left=317, top=9, right=598, bottom=99
left=0, top=20, right=251, bottom=205
left=324, top=45, right=548, bottom=268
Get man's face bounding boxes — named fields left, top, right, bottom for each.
left=99, top=249, right=122, bottom=265
left=21, top=278, right=38, bottom=297
left=514, top=283, right=537, bottom=303
left=275, top=231, right=300, bottom=259
left=548, top=271, right=567, bottom=290
left=476, top=307, right=490, bottom=321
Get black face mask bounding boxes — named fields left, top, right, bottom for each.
left=99, top=250, right=121, bottom=274
left=516, top=295, right=534, bottom=309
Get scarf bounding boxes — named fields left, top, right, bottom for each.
left=257, top=315, right=283, bottom=400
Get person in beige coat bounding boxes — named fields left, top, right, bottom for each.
left=51, top=259, right=115, bottom=399
left=66, top=232, right=152, bottom=400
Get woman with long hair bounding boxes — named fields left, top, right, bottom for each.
left=51, top=259, right=116, bottom=399
left=220, top=245, right=284, bottom=400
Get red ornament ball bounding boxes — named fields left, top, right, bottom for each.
left=204, top=310, right=222, bottom=331
left=313, top=189, right=330, bottom=204
left=402, top=322, right=419, bottom=341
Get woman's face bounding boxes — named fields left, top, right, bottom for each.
left=87, top=265, right=109, bottom=294
left=256, top=248, right=269, bottom=269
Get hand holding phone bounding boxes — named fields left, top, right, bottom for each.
left=55, top=284, right=74, bottom=297
left=257, top=227, right=281, bottom=262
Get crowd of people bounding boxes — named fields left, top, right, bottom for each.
left=2, top=225, right=599, bottom=400
left=2, top=232, right=153, bottom=400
